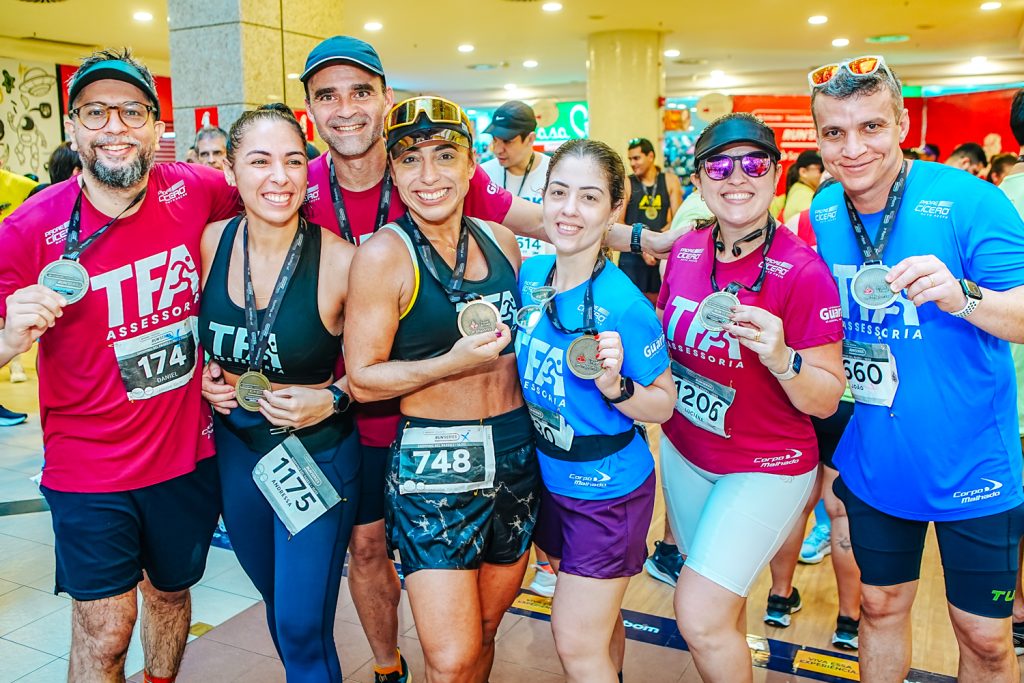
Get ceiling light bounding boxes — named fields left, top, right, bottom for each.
left=133, top=10, right=153, bottom=21
left=363, top=21, right=383, bottom=31
left=832, top=38, right=850, bottom=47
left=287, top=73, right=300, bottom=80
left=981, top=1, right=1001, bottom=9
left=664, top=49, right=680, bottom=58
left=710, top=70, right=725, bottom=78
left=504, top=83, right=517, bottom=91
left=523, top=59, right=539, bottom=68
left=971, top=56, right=988, bottom=64
left=458, top=44, right=475, bottom=53
left=808, top=15, right=828, bottom=25
left=542, top=2, right=563, bottom=11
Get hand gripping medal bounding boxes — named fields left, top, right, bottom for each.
left=236, top=217, right=306, bottom=412
left=457, top=299, right=501, bottom=336
left=543, top=257, right=608, bottom=379
left=698, top=217, right=778, bottom=332
left=38, top=187, right=146, bottom=304
left=844, top=161, right=909, bottom=310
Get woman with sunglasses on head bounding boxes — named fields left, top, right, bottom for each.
left=516, top=139, right=674, bottom=683
left=345, top=96, right=536, bottom=683
left=197, top=103, right=359, bottom=682
left=656, top=113, right=845, bottom=682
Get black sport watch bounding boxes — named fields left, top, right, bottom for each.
left=326, top=385, right=352, bottom=414
left=608, top=376, right=635, bottom=404
left=630, top=223, right=645, bottom=254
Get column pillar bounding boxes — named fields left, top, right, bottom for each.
left=167, top=0, right=343, bottom=159
left=586, top=30, right=663, bottom=163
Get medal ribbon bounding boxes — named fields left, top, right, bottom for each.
left=543, top=255, right=607, bottom=336
left=62, top=187, right=147, bottom=262
left=843, top=160, right=908, bottom=264
left=709, top=216, right=777, bottom=295
left=328, top=156, right=393, bottom=245
left=242, top=217, right=307, bottom=373
left=503, top=152, right=536, bottom=198
left=398, top=214, right=480, bottom=305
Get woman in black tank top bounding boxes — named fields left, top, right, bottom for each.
left=196, top=104, right=359, bottom=683
left=345, top=97, right=539, bottom=683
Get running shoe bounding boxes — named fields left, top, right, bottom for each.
left=528, top=562, right=557, bottom=597
left=0, top=405, right=28, bottom=427
left=764, top=587, right=802, bottom=628
left=643, top=541, right=684, bottom=587
left=799, top=524, right=832, bottom=564
left=832, top=615, right=860, bottom=650
left=1013, top=620, right=1024, bottom=656
left=375, top=654, right=411, bottom=683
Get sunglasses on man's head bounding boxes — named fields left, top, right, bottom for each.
left=808, top=55, right=894, bottom=90
left=701, top=151, right=774, bottom=181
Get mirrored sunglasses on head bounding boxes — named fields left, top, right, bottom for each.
left=808, top=55, right=893, bottom=90
left=386, top=96, right=467, bottom=134
left=701, top=151, right=774, bottom=181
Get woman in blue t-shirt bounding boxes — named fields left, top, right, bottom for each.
left=515, top=138, right=675, bottom=683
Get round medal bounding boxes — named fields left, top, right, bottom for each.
left=851, top=264, right=898, bottom=309
left=38, top=259, right=89, bottom=304
left=696, top=290, right=740, bottom=332
left=235, top=370, right=272, bottom=412
left=457, top=299, right=501, bottom=337
left=566, top=334, right=604, bottom=379
left=645, top=207, right=659, bottom=221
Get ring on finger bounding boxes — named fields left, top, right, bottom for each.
left=753, top=330, right=762, bottom=343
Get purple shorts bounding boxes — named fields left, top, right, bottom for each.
left=533, top=471, right=656, bottom=579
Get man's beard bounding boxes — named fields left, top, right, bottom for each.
left=83, top=141, right=154, bottom=189
left=322, top=117, right=383, bottom=158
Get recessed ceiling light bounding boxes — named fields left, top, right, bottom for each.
left=133, top=10, right=153, bottom=21
left=832, top=38, right=850, bottom=47
left=971, top=55, right=988, bottom=64
left=664, top=49, right=681, bottom=58
left=808, top=15, right=828, bottom=25
left=504, top=83, right=517, bottom=91
left=981, top=1, right=1002, bottom=9
left=364, top=21, right=383, bottom=31
left=710, top=70, right=725, bottom=78
left=542, top=2, right=563, bottom=12
left=458, top=44, right=475, bottom=53
left=287, top=73, right=300, bottom=80
left=523, top=59, right=539, bottom=68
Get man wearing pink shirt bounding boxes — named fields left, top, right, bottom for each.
left=0, top=50, right=238, bottom=682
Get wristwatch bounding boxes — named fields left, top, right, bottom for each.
left=326, top=385, right=352, bottom=414
left=952, top=278, right=982, bottom=318
left=608, top=376, right=635, bottom=404
left=630, top=223, right=645, bottom=255
left=769, top=348, right=802, bottom=381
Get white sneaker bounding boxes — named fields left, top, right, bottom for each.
left=528, top=563, right=556, bottom=597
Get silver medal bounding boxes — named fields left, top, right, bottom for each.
left=851, top=264, right=899, bottom=309
left=38, top=259, right=89, bottom=304
left=696, top=290, right=740, bottom=332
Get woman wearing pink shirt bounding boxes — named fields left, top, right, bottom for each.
left=657, top=113, right=845, bottom=682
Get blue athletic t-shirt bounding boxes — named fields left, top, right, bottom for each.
left=515, top=256, right=669, bottom=500
left=812, top=161, right=1024, bottom=521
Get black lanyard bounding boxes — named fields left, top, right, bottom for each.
left=328, top=156, right=393, bottom=245
left=843, top=161, right=908, bottom=264
left=709, top=217, right=777, bottom=295
left=62, top=187, right=147, bottom=261
left=543, top=256, right=606, bottom=335
left=242, top=218, right=306, bottom=373
left=399, top=214, right=479, bottom=305
left=502, top=152, right=536, bottom=198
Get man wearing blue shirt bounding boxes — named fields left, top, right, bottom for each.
left=809, top=56, right=1024, bottom=682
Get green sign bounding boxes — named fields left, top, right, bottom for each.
left=536, top=101, right=589, bottom=143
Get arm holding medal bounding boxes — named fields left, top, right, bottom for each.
left=886, top=255, right=1024, bottom=343
left=725, top=305, right=845, bottom=418
left=593, top=331, right=675, bottom=423
left=0, top=285, right=66, bottom=366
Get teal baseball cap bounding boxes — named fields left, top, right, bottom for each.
left=67, top=59, right=160, bottom=118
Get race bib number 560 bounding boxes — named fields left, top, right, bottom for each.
left=842, top=340, right=899, bottom=407
left=398, top=425, right=496, bottom=495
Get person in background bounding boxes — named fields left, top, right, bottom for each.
left=917, top=142, right=940, bottom=162
left=194, top=126, right=229, bottom=170
left=945, top=141, right=988, bottom=176
left=988, top=152, right=1017, bottom=186
left=769, top=150, right=823, bottom=225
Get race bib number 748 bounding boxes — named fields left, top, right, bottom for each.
left=397, top=425, right=496, bottom=495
